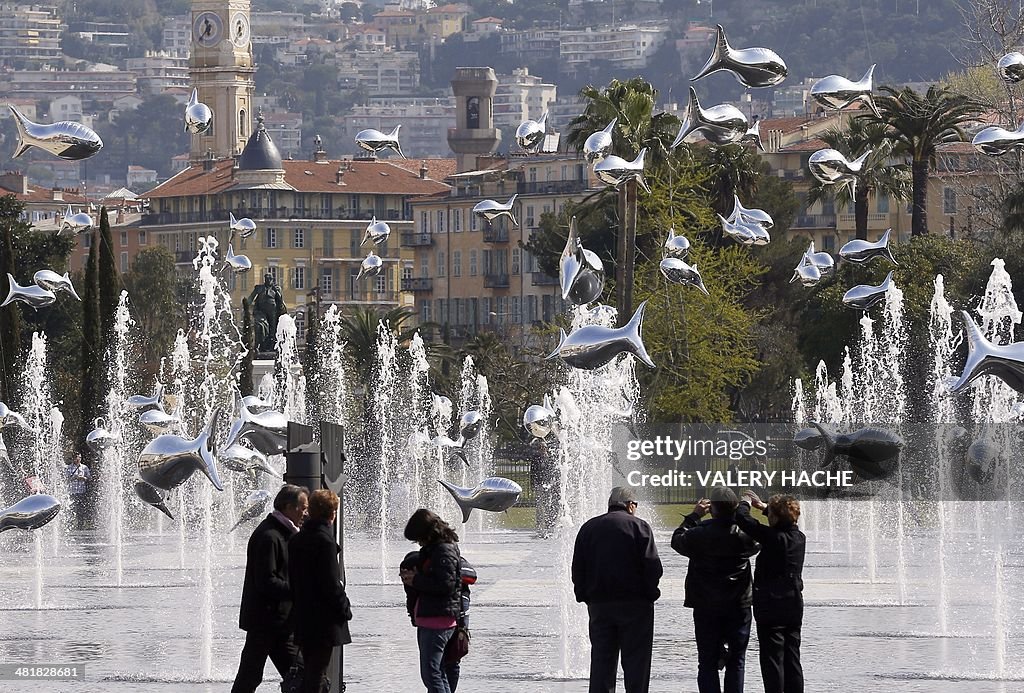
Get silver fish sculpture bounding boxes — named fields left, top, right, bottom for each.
left=361, top=216, right=391, bottom=246
left=515, top=110, right=547, bottom=152
left=184, top=87, right=213, bottom=135
left=224, top=243, right=252, bottom=274
left=810, top=422, right=903, bottom=480
left=224, top=403, right=288, bottom=456
left=790, top=257, right=822, bottom=287
left=583, top=118, right=616, bottom=163
left=547, top=301, right=655, bottom=370
left=972, top=121, right=1024, bottom=156
left=950, top=310, right=1024, bottom=395
left=559, top=217, right=604, bottom=305
left=32, top=270, right=80, bottom=300
left=85, top=417, right=118, bottom=453
left=221, top=443, right=276, bottom=479
left=594, top=148, right=650, bottom=193
left=692, top=24, right=788, bottom=88
left=672, top=87, right=748, bottom=147
left=719, top=214, right=769, bottom=246
left=356, top=251, right=383, bottom=281
left=728, top=195, right=773, bottom=230
left=229, top=212, right=257, bottom=239
left=842, top=270, right=895, bottom=311
left=9, top=105, right=103, bottom=160
left=241, top=395, right=274, bottom=415
left=664, top=227, right=691, bottom=258
left=838, top=228, right=897, bottom=266
left=473, top=195, right=518, bottom=225
left=355, top=124, right=405, bottom=158
left=431, top=434, right=468, bottom=467
left=133, top=480, right=173, bottom=519
left=438, top=477, right=522, bottom=523
left=523, top=396, right=557, bottom=439
left=998, top=52, right=1024, bottom=83
left=740, top=119, right=765, bottom=152
left=127, top=383, right=165, bottom=411
left=60, top=204, right=93, bottom=235
left=803, top=242, right=836, bottom=276
left=229, top=490, right=273, bottom=532
left=459, top=411, right=484, bottom=440
left=810, top=65, right=880, bottom=117
left=0, top=401, right=33, bottom=432
left=2, top=273, right=56, bottom=310
left=431, top=393, right=453, bottom=419
left=407, top=428, right=432, bottom=461
left=139, top=408, right=180, bottom=435
left=138, top=408, right=223, bottom=491
left=966, top=438, right=999, bottom=484
left=660, top=257, right=709, bottom=295
left=0, top=494, right=61, bottom=533
left=808, top=148, right=870, bottom=200
left=793, top=426, right=824, bottom=450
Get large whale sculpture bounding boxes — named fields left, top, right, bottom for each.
left=438, top=477, right=522, bottom=522
left=547, top=301, right=655, bottom=370
left=9, top=105, right=103, bottom=160
left=0, top=494, right=61, bottom=533
left=224, top=403, right=288, bottom=456
left=692, top=24, right=788, bottom=88
left=138, top=409, right=223, bottom=491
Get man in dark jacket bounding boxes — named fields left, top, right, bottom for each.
left=289, top=489, right=352, bottom=693
left=671, top=486, right=759, bottom=693
left=232, top=484, right=308, bottom=693
left=571, top=486, right=663, bottom=693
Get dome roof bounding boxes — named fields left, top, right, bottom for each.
left=238, top=111, right=283, bottom=171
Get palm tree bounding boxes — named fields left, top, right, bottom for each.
left=806, top=119, right=911, bottom=240
left=337, top=306, right=419, bottom=376
left=698, top=143, right=763, bottom=218
left=863, top=85, right=982, bottom=236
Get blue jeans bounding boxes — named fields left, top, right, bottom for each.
left=417, top=626, right=455, bottom=693
left=693, top=607, right=752, bottom=693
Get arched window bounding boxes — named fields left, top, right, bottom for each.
left=239, top=109, right=246, bottom=137
left=467, top=97, right=480, bottom=129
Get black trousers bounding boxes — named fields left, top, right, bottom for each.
left=757, top=623, right=803, bottom=693
left=586, top=600, right=655, bottom=693
left=300, top=642, right=334, bottom=693
left=231, top=628, right=301, bottom=693
left=692, top=607, right=752, bottom=693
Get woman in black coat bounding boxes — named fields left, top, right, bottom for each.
left=399, top=509, right=462, bottom=693
left=737, top=491, right=806, bottom=693
left=289, top=489, right=352, bottom=693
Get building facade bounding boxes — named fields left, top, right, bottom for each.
left=0, top=4, right=63, bottom=68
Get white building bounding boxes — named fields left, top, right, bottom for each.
left=162, top=16, right=191, bottom=58
left=0, top=4, right=63, bottom=67
left=494, top=67, right=556, bottom=146
left=343, top=97, right=456, bottom=158
left=333, top=49, right=420, bottom=95
left=49, top=94, right=83, bottom=122
left=559, top=23, right=668, bottom=75
left=127, top=51, right=190, bottom=94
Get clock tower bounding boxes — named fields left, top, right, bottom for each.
left=189, top=0, right=255, bottom=162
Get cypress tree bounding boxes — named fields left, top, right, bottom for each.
left=302, top=299, right=320, bottom=422
left=80, top=227, right=100, bottom=442
left=0, top=200, right=23, bottom=407
left=97, top=207, right=118, bottom=344
left=240, top=297, right=254, bottom=396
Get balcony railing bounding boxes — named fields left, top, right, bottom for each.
left=339, top=291, right=401, bottom=304
left=401, top=277, right=433, bottom=292
left=174, top=250, right=194, bottom=264
left=516, top=180, right=590, bottom=195
left=531, top=271, right=558, bottom=286
left=791, top=214, right=837, bottom=229
left=482, top=226, right=509, bottom=243
left=401, top=232, right=435, bottom=247
left=141, top=208, right=404, bottom=226
left=483, top=272, right=510, bottom=288
left=838, top=212, right=890, bottom=227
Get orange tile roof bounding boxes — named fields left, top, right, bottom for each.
left=778, top=137, right=827, bottom=152
left=2, top=187, right=89, bottom=204
left=389, top=157, right=458, bottom=181
left=428, top=3, right=470, bottom=12
left=145, top=157, right=454, bottom=199
left=473, top=16, right=503, bottom=23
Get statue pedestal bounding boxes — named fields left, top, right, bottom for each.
left=252, top=358, right=275, bottom=385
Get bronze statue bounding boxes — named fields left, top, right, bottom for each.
left=249, top=273, right=286, bottom=353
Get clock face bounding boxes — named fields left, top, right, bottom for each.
left=193, top=12, right=223, bottom=47
left=231, top=12, right=251, bottom=48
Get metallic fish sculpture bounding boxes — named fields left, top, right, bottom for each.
left=361, top=216, right=391, bottom=246
left=133, top=480, right=173, bottom=519
left=515, top=111, right=547, bottom=152
left=809, top=422, right=903, bottom=480
left=85, top=418, right=118, bottom=453
left=660, top=257, right=709, bottom=295
left=808, top=148, right=870, bottom=200
left=664, top=227, right=691, bottom=258
left=719, top=214, right=770, bottom=246
left=438, top=477, right=522, bottom=523
left=0, top=401, right=33, bottom=432
left=138, top=408, right=223, bottom=491
left=224, top=243, right=252, bottom=274
left=593, top=148, right=650, bottom=193
left=407, top=428, right=432, bottom=461
left=842, top=270, right=895, bottom=311
left=728, top=195, right=773, bottom=230
left=356, top=251, right=383, bottom=281
left=966, top=438, right=999, bottom=485
left=139, top=408, right=180, bottom=435
left=547, top=301, right=656, bottom=370
left=672, top=87, right=748, bottom=147
left=431, top=393, right=453, bottom=420
left=224, top=403, right=288, bottom=456
left=241, top=395, right=273, bottom=415
left=473, top=195, right=518, bottom=225
left=221, top=443, right=276, bottom=479
left=838, top=228, right=897, bottom=266
left=809, top=65, right=880, bottom=117
left=803, top=241, right=836, bottom=276
left=523, top=396, right=558, bottom=439
left=583, top=118, right=616, bottom=163
left=60, top=204, right=93, bottom=235
left=972, top=121, right=1024, bottom=156
left=355, top=125, right=405, bottom=158
left=127, top=383, right=165, bottom=411
left=692, top=24, right=788, bottom=88
left=790, top=255, right=822, bottom=287
left=949, top=310, right=1024, bottom=395
left=459, top=411, right=484, bottom=440
left=2, top=273, right=56, bottom=310
left=559, top=217, right=604, bottom=305
left=9, top=105, right=103, bottom=160
left=32, top=270, right=80, bottom=300
left=431, top=433, right=468, bottom=467
left=0, top=494, right=61, bottom=533
left=229, top=490, right=273, bottom=532
left=740, top=119, right=765, bottom=152
left=229, top=212, right=257, bottom=239
left=998, top=51, right=1024, bottom=83
left=184, top=87, right=213, bottom=135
